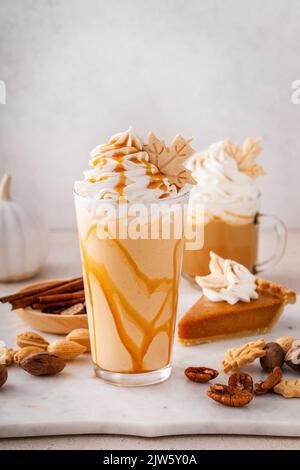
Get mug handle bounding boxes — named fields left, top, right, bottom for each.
left=253, top=213, right=287, bottom=274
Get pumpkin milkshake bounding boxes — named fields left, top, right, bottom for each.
left=183, top=139, right=264, bottom=277
left=183, top=139, right=286, bottom=278
left=74, top=128, right=194, bottom=385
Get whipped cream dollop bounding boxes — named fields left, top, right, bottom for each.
left=185, top=141, right=260, bottom=222
left=196, top=252, right=258, bottom=305
left=75, top=128, right=178, bottom=202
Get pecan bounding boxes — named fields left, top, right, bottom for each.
left=255, top=366, right=282, bottom=395
left=228, top=372, right=253, bottom=393
left=184, top=366, right=219, bottom=383
left=207, top=383, right=253, bottom=407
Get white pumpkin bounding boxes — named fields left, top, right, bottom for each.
left=0, top=174, right=48, bottom=282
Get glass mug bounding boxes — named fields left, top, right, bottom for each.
left=74, top=191, right=188, bottom=386
left=182, top=190, right=287, bottom=278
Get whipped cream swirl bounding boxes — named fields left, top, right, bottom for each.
left=196, top=252, right=258, bottom=305
left=185, top=141, right=260, bottom=223
left=75, top=128, right=178, bottom=202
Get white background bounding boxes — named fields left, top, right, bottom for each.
left=0, top=0, right=300, bottom=230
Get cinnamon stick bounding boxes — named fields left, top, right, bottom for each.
left=38, top=290, right=85, bottom=304
left=0, top=279, right=73, bottom=304
left=32, top=298, right=84, bottom=309
left=41, top=307, right=64, bottom=314
left=11, top=278, right=84, bottom=310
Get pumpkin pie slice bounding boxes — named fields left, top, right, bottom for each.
left=178, top=252, right=297, bottom=345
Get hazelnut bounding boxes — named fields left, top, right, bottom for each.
left=260, top=342, right=285, bottom=372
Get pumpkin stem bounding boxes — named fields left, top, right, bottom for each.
left=0, top=174, right=12, bottom=200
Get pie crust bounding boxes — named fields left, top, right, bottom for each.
left=178, top=278, right=296, bottom=346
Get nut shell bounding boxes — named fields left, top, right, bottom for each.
left=66, top=329, right=90, bottom=352
left=0, top=364, right=8, bottom=388
left=276, top=336, right=295, bottom=354
left=0, top=347, right=15, bottom=366
left=20, top=352, right=66, bottom=376
left=285, top=340, right=300, bottom=372
left=17, top=331, right=49, bottom=350
left=48, top=339, right=86, bottom=361
left=260, top=342, right=285, bottom=372
left=14, top=346, right=44, bottom=364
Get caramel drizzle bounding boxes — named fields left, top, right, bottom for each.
left=79, top=246, right=98, bottom=365
left=89, top=145, right=171, bottom=197
left=80, top=227, right=181, bottom=373
left=111, top=237, right=173, bottom=295
left=85, top=225, right=173, bottom=295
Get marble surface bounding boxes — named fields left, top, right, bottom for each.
left=0, top=231, right=300, bottom=449
left=0, top=281, right=300, bottom=439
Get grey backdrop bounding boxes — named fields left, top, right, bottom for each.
left=0, top=0, right=300, bottom=229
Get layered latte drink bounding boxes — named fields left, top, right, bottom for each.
left=74, top=128, right=193, bottom=386
left=183, top=139, right=264, bottom=277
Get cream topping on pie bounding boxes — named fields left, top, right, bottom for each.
left=196, top=252, right=258, bottom=305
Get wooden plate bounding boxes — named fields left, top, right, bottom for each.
left=14, top=279, right=88, bottom=335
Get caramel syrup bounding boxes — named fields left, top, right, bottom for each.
left=80, top=226, right=182, bottom=373
left=90, top=147, right=171, bottom=198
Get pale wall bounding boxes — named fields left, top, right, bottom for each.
left=0, top=0, right=300, bottom=229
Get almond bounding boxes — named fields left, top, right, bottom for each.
left=66, top=329, right=90, bottom=352
left=0, top=364, right=8, bottom=388
left=48, top=339, right=86, bottom=361
left=16, top=331, right=49, bottom=350
left=14, top=346, right=44, bottom=364
left=20, top=352, right=66, bottom=376
left=0, top=347, right=15, bottom=366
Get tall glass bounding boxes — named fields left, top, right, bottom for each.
left=183, top=188, right=287, bottom=278
left=74, top=192, right=188, bottom=386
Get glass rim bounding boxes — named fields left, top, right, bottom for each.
left=190, top=187, right=261, bottom=204
left=73, top=186, right=191, bottom=205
